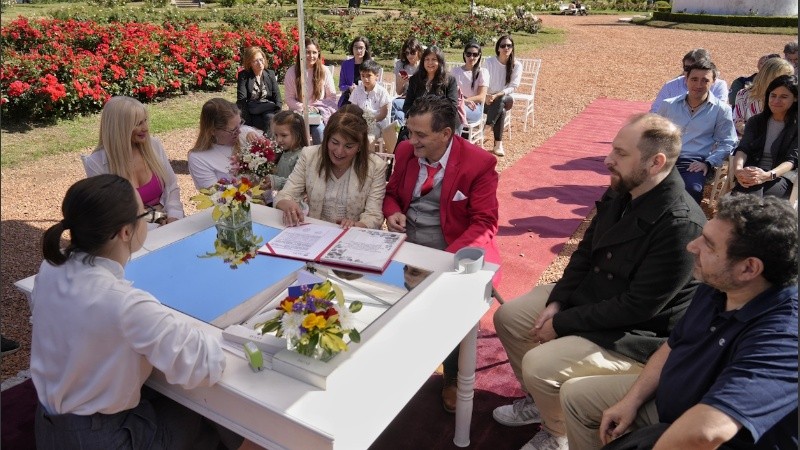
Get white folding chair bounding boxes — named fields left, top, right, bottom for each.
left=381, top=80, right=396, bottom=98
left=445, top=61, right=461, bottom=73
left=510, top=58, right=542, bottom=132
left=706, top=155, right=732, bottom=209
left=463, top=115, right=485, bottom=147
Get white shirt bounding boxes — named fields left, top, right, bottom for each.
left=484, top=57, right=522, bottom=95
left=31, top=255, right=225, bottom=415
left=451, top=66, right=489, bottom=98
left=350, top=83, right=391, bottom=135
left=188, top=125, right=260, bottom=190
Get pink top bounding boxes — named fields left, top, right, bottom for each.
left=137, top=173, right=163, bottom=206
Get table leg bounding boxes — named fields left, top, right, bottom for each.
left=453, top=323, right=478, bottom=447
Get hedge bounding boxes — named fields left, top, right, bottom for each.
left=651, top=11, right=798, bottom=27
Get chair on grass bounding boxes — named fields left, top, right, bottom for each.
left=510, top=58, right=542, bottom=132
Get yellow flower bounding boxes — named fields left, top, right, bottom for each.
left=281, top=299, right=296, bottom=313
left=222, top=187, right=237, bottom=199
left=321, top=333, right=348, bottom=352
left=190, top=193, right=214, bottom=210
left=302, top=313, right=327, bottom=330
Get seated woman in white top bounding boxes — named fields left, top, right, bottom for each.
left=451, top=41, right=489, bottom=125
left=82, top=96, right=184, bottom=227
left=284, top=37, right=338, bottom=145
left=31, top=174, right=252, bottom=450
left=275, top=105, right=387, bottom=229
left=188, top=98, right=262, bottom=190
left=484, top=35, right=522, bottom=157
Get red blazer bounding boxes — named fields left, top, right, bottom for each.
left=383, top=136, right=501, bottom=279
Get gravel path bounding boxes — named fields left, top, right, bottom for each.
left=1, top=15, right=789, bottom=380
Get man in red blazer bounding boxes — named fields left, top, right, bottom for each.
left=383, top=95, right=501, bottom=413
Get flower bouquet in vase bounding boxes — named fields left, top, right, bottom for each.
left=191, top=177, right=264, bottom=267
left=256, top=280, right=363, bottom=361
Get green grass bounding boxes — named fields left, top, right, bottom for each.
left=1, top=87, right=235, bottom=168
left=632, top=17, right=798, bottom=35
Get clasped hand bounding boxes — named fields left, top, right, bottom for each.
left=529, top=302, right=560, bottom=344
left=735, top=166, right=767, bottom=188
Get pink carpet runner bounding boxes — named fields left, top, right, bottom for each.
left=0, top=99, right=651, bottom=450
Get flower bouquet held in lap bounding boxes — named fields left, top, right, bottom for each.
left=256, top=280, right=362, bottom=361
left=230, top=135, right=283, bottom=181
left=191, top=176, right=264, bottom=268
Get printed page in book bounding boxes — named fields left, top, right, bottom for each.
left=260, top=223, right=344, bottom=261
left=319, top=228, right=406, bottom=272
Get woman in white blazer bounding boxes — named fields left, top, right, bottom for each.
left=275, top=105, right=387, bottom=229
left=82, top=96, right=184, bottom=226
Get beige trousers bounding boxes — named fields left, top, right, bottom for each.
left=493, top=285, right=644, bottom=438
left=561, top=375, right=659, bottom=450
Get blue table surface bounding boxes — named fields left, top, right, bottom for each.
left=126, top=223, right=409, bottom=325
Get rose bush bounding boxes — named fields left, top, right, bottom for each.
left=1, top=17, right=297, bottom=122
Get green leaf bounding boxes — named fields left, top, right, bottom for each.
left=349, top=301, right=363, bottom=313
left=349, top=329, right=361, bottom=343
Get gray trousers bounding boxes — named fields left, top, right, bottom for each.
left=35, top=386, right=243, bottom=450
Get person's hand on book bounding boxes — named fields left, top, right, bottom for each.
left=276, top=199, right=305, bottom=227
left=386, top=212, right=407, bottom=233
left=337, top=219, right=366, bottom=229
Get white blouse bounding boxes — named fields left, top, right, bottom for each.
left=31, top=255, right=225, bottom=415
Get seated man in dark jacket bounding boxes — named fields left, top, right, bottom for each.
left=492, top=113, right=706, bottom=450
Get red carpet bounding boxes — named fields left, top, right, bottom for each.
left=1, top=98, right=651, bottom=450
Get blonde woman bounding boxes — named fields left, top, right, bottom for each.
left=188, top=98, right=261, bottom=191
left=733, top=57, right=795, bottom=135
left=236, top=46, right=282, bottom=134
left=82, top=96, right=184, bottom=226
left=284, top=38, right=337, bottom=145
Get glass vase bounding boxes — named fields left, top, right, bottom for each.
left=289, top=337, right=334, bottom=362
left=215, top=206, right=254, bottom=252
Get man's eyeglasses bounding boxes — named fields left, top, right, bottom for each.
left=499, top=43, right=513, bottom=49
left=464, top=52, right=481, bottom=58
left=219, top=119, right=244, bottom=135
left=137, top=207, right=167, bottom=224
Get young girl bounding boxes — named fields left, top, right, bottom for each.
left=31, top=174, right=249, bottom=450
left=264, top=110, right=309, bottom=192
left=188, top=98, right=262, bottom=191
left=82, top=96, right=184, bottom=226
left=452, top=41, right=489, bottom=126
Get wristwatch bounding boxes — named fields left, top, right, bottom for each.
left=770, top=170, right=777, bottom=181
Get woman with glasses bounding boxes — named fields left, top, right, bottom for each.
left=188, top=98, right=262, bottom=191
left=338, top=36, right=375, bottom=108
left=284, top=37, right=338, bottom=145
left=391, top=37, right=423, bottom=123
left=236, top=46, right=282, bottom=135
left=484, top=35, right=522, bottom=156
left=402, top=46, right=460, bottom=129
left=731, top=75, right=798, bottom=199
left=452, top=41, right=489, bottom=126
left=82, top=96, right=184, bottom=228
left=32, top=174, right=254, bottom=450
left=275, top=105, right=386, bottom=229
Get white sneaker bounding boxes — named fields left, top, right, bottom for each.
left=492, top=395, right=541, bottom=426
left=493, top=142, right=505, bottom=156
left=520, top=429, right=568, bottom=450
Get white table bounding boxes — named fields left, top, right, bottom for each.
left=15, top=205, right=497, bottom=450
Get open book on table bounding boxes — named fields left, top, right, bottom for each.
left=258, top=223, right=405, bottom=273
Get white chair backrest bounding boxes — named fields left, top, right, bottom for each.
left=516, top=58, right=542, bottom=96
left=381, top=80, right=396, bottom=98
left=445, top=61, right=461, bottom=74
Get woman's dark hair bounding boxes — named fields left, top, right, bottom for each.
left=318, top=105, right=370, bottom=189
left=271, top=110, right=309, bottom=149
left=43, top=175, right=140, bottom=266
left=763, top=74, right=798, bottom=122
left=349, top=36, right=372, bottom=61
left=462, top=41, right=482, bottom=90
left=398, top=37, right=422, bottom=66
left=495, top=35, right=516, bottom=85
left=408, top=46, right=448, bottom=97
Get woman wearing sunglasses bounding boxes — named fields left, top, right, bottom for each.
left=32, top=174, right=258, bottom=450
left=484, top=35, right=522, bottom=156
left=82, top=96, right=184, bottom=228
left=391, top=37, right=423, bottom=123
left=188, top=98, right=263, bottom=191
left=452, top=41, right=489, bottom=126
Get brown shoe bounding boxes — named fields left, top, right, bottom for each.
left=442, top=377, right=457, bottom=414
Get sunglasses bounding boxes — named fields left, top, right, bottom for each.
left=683, top=65, right=692, bottom=73
left=464, top=52, right=481, bottom=58
left=405, top=49, right=418, bottom=55
left=137, top=207, right=167, bottom=224
left=499, top=43, right=513, bottom=49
